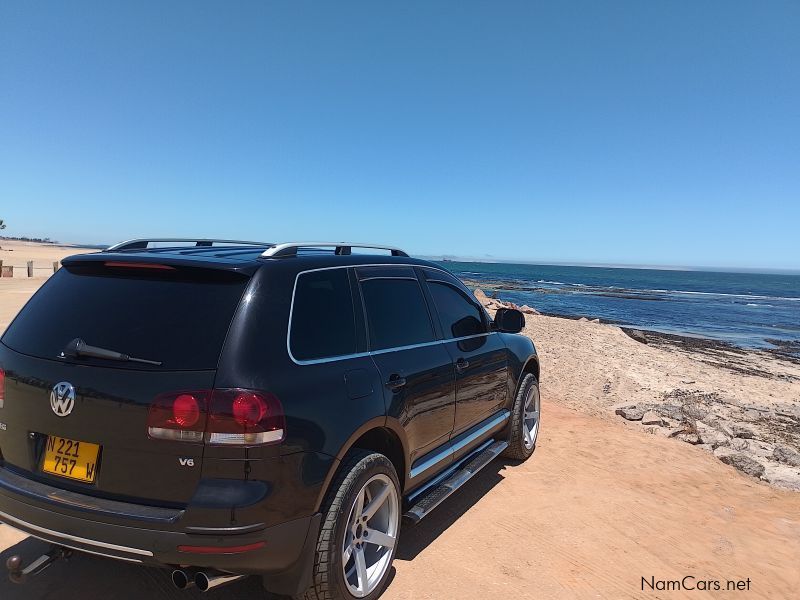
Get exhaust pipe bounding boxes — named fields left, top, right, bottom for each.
left=195, top=570, right=247, bottom=592
left=171, top=568, right=197, bottom=590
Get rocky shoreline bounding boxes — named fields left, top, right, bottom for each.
left=464, top=277, right=800, bottom=360
left=613, top=389, right=800, bottom=489
left=473, top=287, right=800, bottom=491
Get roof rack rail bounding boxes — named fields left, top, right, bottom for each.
left=106, top=238, right=272, bottom=252
left=260, top=242, right=408, bottom=258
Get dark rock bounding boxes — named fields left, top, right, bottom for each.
left=657, top=404, right=684, bottom=421
left=729, top=438, right=749, bottom=451
left=624, top=329, right=649, bottom=344
left=700, top=430, right=729, bottom=449
left=718, top=453, right=765, bottom=478
left=731, top=424, right=756, bottom=439
left=699, top=415, right=729, bottom=434
left=675, top=432, right=702, bottom=445
left=743, top=409, right=762, bottom=421
left=779, top=406, right=800, bottom=419
left=615, top=406, right=645, bottom=421
left=773, top=444, right=800, bottom=467
left=641, top=411, right=666, bottom=426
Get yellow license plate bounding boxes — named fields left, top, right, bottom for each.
left=42, top=436, right=101, bottom=483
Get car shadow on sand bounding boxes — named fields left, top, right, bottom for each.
left=0, top=460, right=513, bottom=599
left=395, top=458, right=512, bottom=561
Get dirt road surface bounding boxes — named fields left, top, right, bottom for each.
left=2, top=401, right=798, bottom=599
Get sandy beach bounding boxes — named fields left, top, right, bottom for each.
left=0, top=242, right=798, bottom=599
left=0, top=240, right=92, bottom=277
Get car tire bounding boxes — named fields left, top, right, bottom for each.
left=502, top=373, right=541, bottom=460
left=300, top=449, right=401, bottom=600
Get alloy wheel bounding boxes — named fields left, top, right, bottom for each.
left=341, top=473, right=400, bottom=598
left=522, top=385, right=540, bottom=450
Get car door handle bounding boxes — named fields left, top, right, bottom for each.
left=385, top=375, right=407, bottom=391
left=455, top=358, right=470, bottom=373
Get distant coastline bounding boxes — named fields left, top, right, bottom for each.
left=421, top=255, right=800, bottom=276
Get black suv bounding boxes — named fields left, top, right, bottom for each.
left=0, top=240, right=541, bottom=599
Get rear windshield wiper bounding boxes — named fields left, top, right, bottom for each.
left=61, top=338, right=163, bottom=366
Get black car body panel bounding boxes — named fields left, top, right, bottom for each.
left=0, top=346, right=213, bottom=505
left=0, top=242, right=538, bottom=593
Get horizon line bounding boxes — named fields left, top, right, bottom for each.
left=2, top=235, right=798, bottom=275
left=418, top=255, right=800, bottom=275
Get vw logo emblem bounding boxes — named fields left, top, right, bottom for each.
left=50, top=382, right=76, bottom=417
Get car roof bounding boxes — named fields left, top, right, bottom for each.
left=61, top=244, right=440, bottom=275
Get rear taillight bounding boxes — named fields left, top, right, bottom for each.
left=0, top=368, right=5, bottom=408
left=206, top=389, right=285, bottom=445
left=173, top=394, right=202, bottom=427
left=146, top=388, right=284, bottom=446
left=147, top=390, right=209, bottom=442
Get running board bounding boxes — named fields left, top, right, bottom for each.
left=403, top=439, right=508, bottom=524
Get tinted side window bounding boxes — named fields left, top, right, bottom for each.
left=290, top=269, right=357, bottom=360
left=359, top=276, right=435, bottom=351
left=426, top=278, right=486, bottom=339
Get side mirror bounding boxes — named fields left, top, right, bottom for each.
left=493, top=308, right=525, bottom=333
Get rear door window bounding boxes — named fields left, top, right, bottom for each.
left=1, top=265, right=248, bottom=370
left=290, top=268, right=358, bottom=361
left=357, top=267, right=435, bottom=351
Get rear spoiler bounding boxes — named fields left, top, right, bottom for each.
left=61, top=253, right=260, bottom=276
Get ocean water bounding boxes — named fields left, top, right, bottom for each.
left=436, top=261, right=800, bottom=350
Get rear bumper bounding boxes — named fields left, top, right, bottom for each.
left=0, top=467, right=321, bottom=592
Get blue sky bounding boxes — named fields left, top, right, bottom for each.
left=1, top=1, right=798, bottom=269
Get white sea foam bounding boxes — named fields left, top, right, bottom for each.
left=669, top=290, right=800, bottom=301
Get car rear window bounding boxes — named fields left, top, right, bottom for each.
left=290, top=269, right=357, bottom=361
left=1, top=265, right=249, bottom=370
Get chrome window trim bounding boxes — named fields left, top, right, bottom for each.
left=287, top=263, right=496, bottom=366
left=0, top=509, right=153, bottom=558
left=408, top=410, right=510, bottom=480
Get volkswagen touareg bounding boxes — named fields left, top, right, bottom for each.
left=0, top=239, right=541, bottom=599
